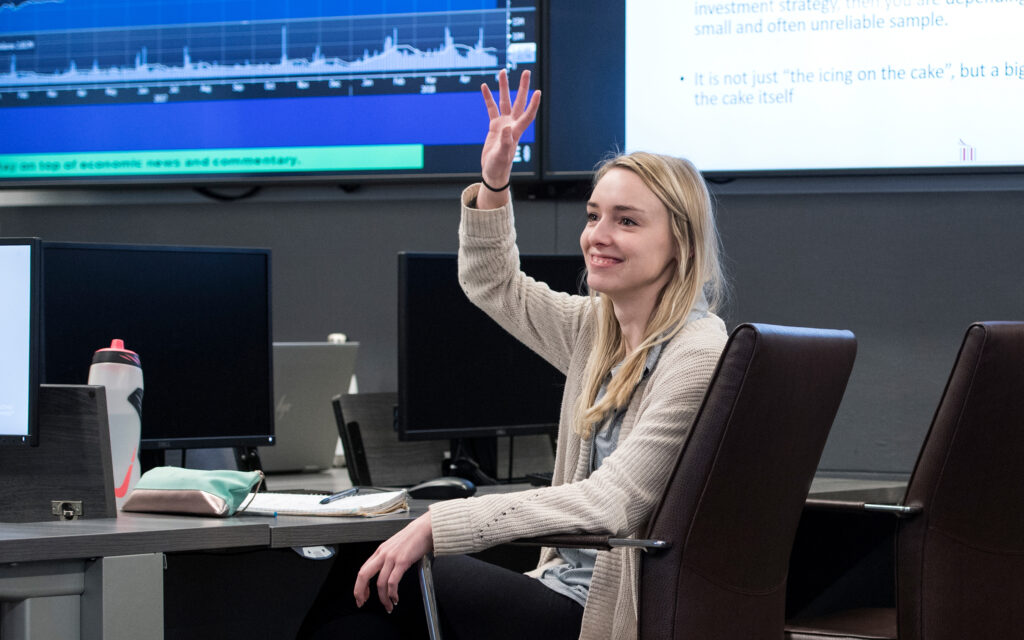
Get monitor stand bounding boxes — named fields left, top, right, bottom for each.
left=234, top=446, right=264, bottom=473
left=448, top=437, right=499, bottom=484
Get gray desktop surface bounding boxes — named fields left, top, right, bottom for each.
left=0, top=513, right=269, bottom=564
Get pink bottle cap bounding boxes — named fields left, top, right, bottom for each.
left=96, top=338, right=137, bottom=354
left=93, top=339, right=141, bottom=366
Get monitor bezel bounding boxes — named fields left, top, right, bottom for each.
left=539, top=0, right=1024, bottom=183
left=0, top=237, right=41, bottom=447
left=41, top=241, right=275, bottom=451
left=397, top=251, right=581, bottom=442
left=0, top=1, right=543, bottom=189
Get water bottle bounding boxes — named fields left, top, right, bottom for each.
left=88, top=339, right=144, bottom=510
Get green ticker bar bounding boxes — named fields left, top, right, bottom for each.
left=0, top=145, right=424, bottom=178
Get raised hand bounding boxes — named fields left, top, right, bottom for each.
left=478, top=69, right=541, bottom=208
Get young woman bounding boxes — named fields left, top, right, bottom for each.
left=336, top=69, right=728, bottom=640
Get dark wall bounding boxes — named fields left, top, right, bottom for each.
left=714, top=187, right=1024, bottom=474
left=3, top=180, right=1022, bottom=475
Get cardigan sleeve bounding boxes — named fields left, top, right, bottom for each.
left=429, top=316, right=727, bottom=554
left=458, top=183, right=591, bottom=374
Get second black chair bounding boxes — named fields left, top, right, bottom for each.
left=786, top=321, right=1024, bottom=640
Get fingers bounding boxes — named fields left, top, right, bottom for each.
left=376, top=557, right=396, bottom=611
left=511, top=69, right=531, bottom=115
left=387, top=560, right=409, bottom=610
left=498, top=69, right=512, bottom=115
left=372, top=557, right=414, bottom=613
left=353, top=551, right=384, bottom=608
left=513, top=90, right=542, bottom=138
left=480, top=82, right=499, bottom=120
left=483, top=70, right=538, bottom=124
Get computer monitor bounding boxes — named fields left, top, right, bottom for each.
left=41, top=242, right=274, bottom=450
left=0, top=237, right=40, bottom=447
left=397, top=252, right=585, bottom=441
left=543, top=0, right=1024, bottom=180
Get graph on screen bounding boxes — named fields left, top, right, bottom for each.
left=0, top=0, right=538, bottom=183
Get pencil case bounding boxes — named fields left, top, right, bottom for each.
left=121, top=466, right=264, bottom=517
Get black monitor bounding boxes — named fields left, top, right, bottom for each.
left=41, top=243, right=274, bottom=450
left=398, top=252, right=585, bottom=441
left=0, top=237, right=40, bottom=447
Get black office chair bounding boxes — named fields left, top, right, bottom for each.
left=332, top=392, right=449, bottom=488
left=418, top=323, right=858, bottom=640
left=786, top=321, right=1024, bottom=640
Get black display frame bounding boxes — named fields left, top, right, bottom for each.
left=397, top=251, right=585, bottom=442
left=41, top=242, right=276, bottom=451
left=0, top=237, right=41, bottom=447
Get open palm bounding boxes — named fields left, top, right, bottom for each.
left=480, top=69, right=541, bottom=193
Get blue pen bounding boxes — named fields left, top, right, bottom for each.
left=319, top=487, right=359, bottom=504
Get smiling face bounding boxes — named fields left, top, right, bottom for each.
left=580, top=167, right=680, bottom=310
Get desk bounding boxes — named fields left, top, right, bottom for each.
left=0, top=476, right=906, bottom=640
left=0, top=514, right=268, bottom=640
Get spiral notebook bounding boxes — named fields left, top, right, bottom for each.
left=244, top=490, right=408, bottom=517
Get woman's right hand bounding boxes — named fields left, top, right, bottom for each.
left=477, top=69, right=541, bottom=209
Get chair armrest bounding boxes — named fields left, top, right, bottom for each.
left=509, top=534, right=613, bottom=550
left=863, top=503, right=922, bottom=517
left=804, top=498, right=922, bottom=518
left=509, top=535, right=671, bottom=552
left=804, top=498, right=874, bottom=512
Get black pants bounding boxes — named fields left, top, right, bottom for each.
left=297, top=546, right=584, bottom=640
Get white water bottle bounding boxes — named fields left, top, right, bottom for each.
left=88, top=339, right=144, bottom=510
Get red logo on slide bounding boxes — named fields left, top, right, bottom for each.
left=114, top=447, right=138, bottom=498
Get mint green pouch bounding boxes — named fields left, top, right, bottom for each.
left=121, top=466, right=264, bottom=517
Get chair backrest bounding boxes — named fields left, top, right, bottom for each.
left=896, top=321, right=1024, bottom=640
left=639, top=323, right=857, bottom=640
left=333, top=392, right=449, bottom=487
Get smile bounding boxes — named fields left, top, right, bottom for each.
left=589, top=255, right=622, bottom=267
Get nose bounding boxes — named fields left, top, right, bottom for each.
left=587, top=216, right=614, bottom=247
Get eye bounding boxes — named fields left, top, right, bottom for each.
left=585, top=212, right=598, bottom=222
left=621, top=217, right=638, bottom=226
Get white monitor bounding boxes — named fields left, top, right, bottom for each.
left=625, top=0, right=1024, bottom=174
left=0, top=238, right=40, bottom=446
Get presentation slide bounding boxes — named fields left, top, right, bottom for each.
left=626, top=0, right=1024, bottom=172
left=0, top=0, right=538, bottom=182
left=0, top=245, right=31, bottom=438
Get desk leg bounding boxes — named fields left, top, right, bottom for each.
left=2, top=595, right=81, bottom=639
left=82, top=553, right=164, bottom=640
left=0, top=559, right=86, bottom=640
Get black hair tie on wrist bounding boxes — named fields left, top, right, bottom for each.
left=481, top=176, right=510, bottom=192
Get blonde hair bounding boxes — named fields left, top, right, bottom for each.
left=573, top=152, right=725, bottom=439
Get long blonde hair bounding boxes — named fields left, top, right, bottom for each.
left=573, top=152, right=725, bottom=439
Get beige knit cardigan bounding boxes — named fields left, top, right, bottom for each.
left=428, top=184, right=728, bottom=640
